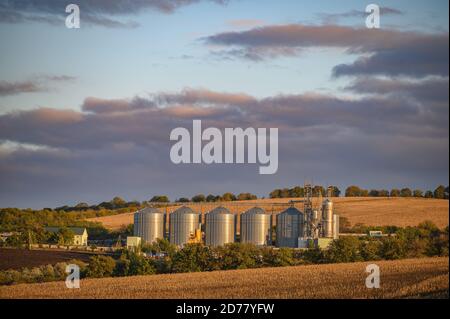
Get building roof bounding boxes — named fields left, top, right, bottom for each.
left=44, top=227, right=87, bottom=236
left=243, top=207, right=266, bottom=215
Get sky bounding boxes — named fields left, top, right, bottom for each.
left=0, top=0, right=448, bottom=208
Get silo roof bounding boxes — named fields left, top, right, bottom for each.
left=207, top=206, right=232, bottom=215
left=171, top=206, right=197, bottom=215
left=280, top=207, right=303, bottom=215
left=243, top=207, right=266, bottom=215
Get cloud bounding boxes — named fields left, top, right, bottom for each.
left=203, top=24, right=449, bottom=78
left=0, top=86, right=448, bottom=207
left=0, top=75, right=75, bottom=96
left=0, top=0, right=230, bottom=28
left=226, top=19, right=266, bottom=28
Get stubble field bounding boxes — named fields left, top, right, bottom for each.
left=0, top=257, right=448, bottom=299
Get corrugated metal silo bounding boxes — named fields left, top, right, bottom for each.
left=169, top=206, right=200, bottom=246
left=240, top=207, right=271, bottom=245
left=133, top=207, right=165, bottom=244
left=322, top=199, right=334, bottom=238
left=205, top=207, right=235, bottom=247
left=276, top=207, right=304, bottom=247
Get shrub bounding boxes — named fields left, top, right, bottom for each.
left=86, top=255, right=116, bottom=278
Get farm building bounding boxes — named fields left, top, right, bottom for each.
left=44, top=227, right=88, bottom=246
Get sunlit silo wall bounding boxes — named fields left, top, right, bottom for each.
left=169, top=206, right=200, bottom=246
left=276, top=207, right=304, bottom=247
left=240, top=207, right=272, bottom=245
left=205, top=207, right=235, bottom=247
left=133, top=207, right=165, bottom=244
left=322, top=199, right=334, bottom=238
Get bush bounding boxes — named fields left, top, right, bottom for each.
left=326, top=237, right=363, bottom=263
left=379, top=237, right=405, bottom=260
left=86, top=255, right=116, bottom=278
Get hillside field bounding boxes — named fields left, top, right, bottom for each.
left=0, top=257, right=447, bottom=299
left=87, top=197, right=449, bottom=230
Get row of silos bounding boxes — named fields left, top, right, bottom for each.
left=133, top=205, right=330, bottom=248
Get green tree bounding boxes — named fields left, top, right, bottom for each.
left=424, top=190, right=434, bottom=198
left=325, top=237, right=363, bottom=263
left=86, top=255, right=116, bottom=278
left=434, top=185, right=446, bottom=199
left=171, top=244, right=215, bottom=273
left=413, top=189, right=423, bottom=197
left=269, top=189, right=281, bottom=198
left=379, top=237, right=404, bottom=260
left=400, top=188, right=412, bottom=197
left=150, top=195, right=170, bottom=203
left=390, top=189, right=401, bottom=197
left=345, top=186, right=362, bottom=197
left=111, top=196, right=126, bottom=208
left=191, top=194, right=206, bottom=202
left=222, top=192, right=236, bottom=201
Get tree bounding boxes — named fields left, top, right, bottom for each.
left=329, top=186, right=341, bottom=197
left=150, top=195, right=170, bottom=203
left=289, top=186, right=304, bottom=198
left=360, top=189, right=369, bottom=197
left=237, top=193, right=257, bottom=201
left=206, top=194, right=217, bottom=202
left=312, top=186, right=325, bottom=197
left=413, top=189, right=423, bottom=197
left=345, top=185, right=362, bottom=197
left=369, top=190, right=379, bottom=197
left=400, top=188, right=412, bottom=197
left=379, top=237, right=405, bottom=260
left=424, top=190, right=434, bottom=198
left=269, top=189, right=281, bottom=199
left=177, top=197, right=190, bottom=203
left=171, top=244, right=215, bottom=273
left=434, top=185, right=446, bottom=199
left=191, top=194, right=206, bottom=202
left=378, top=189, right=390, bottom=197
left=111, top=196, right=126, bottom=208
left=86, top=255, right=116, bottom=278
left=222, top=192, right=236, bottom=201
left=325, top=237, right=363, bottom=263
left=390, top=189, right=400, bottom=197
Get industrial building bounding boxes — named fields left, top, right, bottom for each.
left=133, top=207, right=165, bottom=244
left=240, top=207, right=272, bottom=246
left=129, top=185, right=340, bottom=249
left=169, top=206, right=201, bottom=246
left=205, top=207, right=235, bottom=247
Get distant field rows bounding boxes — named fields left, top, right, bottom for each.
left=87, top=197, right=449, bottom=230
left=1, top=257, right=447, bottom=299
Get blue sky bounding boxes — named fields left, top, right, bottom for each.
left=0, top=0, right=448, bottom=207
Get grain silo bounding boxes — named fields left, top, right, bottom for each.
left=169, top=206, right=200, bottom=246
left=205, top=207, right=235, bottom=247
left=133, top=207, right=165, bottom=244
left=276, top=207, right=304, bottom=248
left=240, top=207, right=272, bottom=245
left=321, top=199, right=334, bottom=238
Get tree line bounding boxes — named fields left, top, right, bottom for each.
left=268, top=185, right=449, bottom=199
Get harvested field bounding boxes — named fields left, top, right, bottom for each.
left=0, top=248, right=107, bottom=270
left=88, top=197, right=449, bottom=230
left=0, top=257, right=448, bottom=299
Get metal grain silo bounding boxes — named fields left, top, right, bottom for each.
left=322, top=199, right=334, bottom=238
left=133, top=207, right=165, bottom=244
left=276, top=207, right=304, bottom=248
left=240, top=207, right=271, bottom=246
left=169, top=206, right=200, bottom=246
left=205, top=207, right=235, bottom=247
